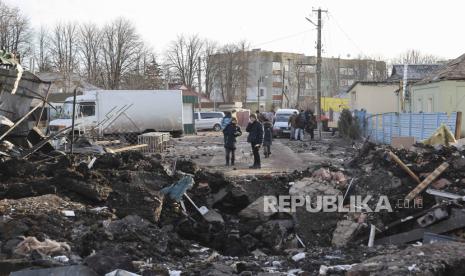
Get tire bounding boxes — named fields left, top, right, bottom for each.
left=213, top=124, right=222, bottom=132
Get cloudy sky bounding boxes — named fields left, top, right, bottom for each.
left=7, top=0, right=465, bottom=60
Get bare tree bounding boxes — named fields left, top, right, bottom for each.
left=202, top=39, right=218, bottom=98
left=393, top=49, right=441, bottom=64
left=78, top=23, right=102, bottom=85
left=49, top=22, right=79, bottom=74
left=166, top=34, right=203, bottom=89
left=0, top=1, right=32, bottom=58
left=36, top=25, right=51, bottom=71
left=214, top=43, right=243, bottom=103
left=100, top=17, right=142, bottom=89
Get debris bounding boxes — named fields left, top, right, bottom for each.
left=331, top=220, right=361, bottom=247
left=387, top=150, right=421, bottom=183
left=291, top=252, right=306, bottom=262
left=417, top=207, right=449, bottom=227
left=105, top=269, right=140, bottom=276
left=319, top=264, right=354, bottom=275
left=367, top=224, right=376, bottom=248
left=422, top=124, right=457, bottom=146
left=53, top=255, right=70, bottom=263
left=14, top=236, right=70, bottom=256
left=10, top=265, right=98, bottom=276
left=405, top=162, right=449, bottom=201
left=161, top=176, right=194, bottom=201
left=105, top=144, right=148, bottom=154
left=62, top=210, right=76, bottom=217
left=376, top=209, right=465, bottom=245
left=391, top=136, right=416, bottom=149
left=238, top=196, right=278, bottom=221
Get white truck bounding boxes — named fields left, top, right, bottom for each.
left=49, top=90, right=184, bottom=137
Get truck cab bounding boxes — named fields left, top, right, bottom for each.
left=49, top=94, right=98, bottom=135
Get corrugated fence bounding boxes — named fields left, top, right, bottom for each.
left=364, top=112, right=458, bottom=144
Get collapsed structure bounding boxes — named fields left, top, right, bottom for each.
left=2, top=54, right=465, bottom=275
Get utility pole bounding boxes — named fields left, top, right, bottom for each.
left=197, top=56, right=202, bottom=111
left=257, top=77, right=261, bottom=112
left=307, top=8, right=327, bottom=140
left=281, top=63, right=285, bottom=108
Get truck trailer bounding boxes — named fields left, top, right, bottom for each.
left=49, top=90, right=184, bottom=137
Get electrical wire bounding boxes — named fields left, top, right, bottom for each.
left=327, top=12, right=365, bottom=56
left=252, top=28, right=317, bottom=48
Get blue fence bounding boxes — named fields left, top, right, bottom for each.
left=364, top=112, right=458, bottom=144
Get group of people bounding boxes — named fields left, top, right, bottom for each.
left=288, top=110, right=317, bottom=141
left=221, top=111, right=273, bottom=169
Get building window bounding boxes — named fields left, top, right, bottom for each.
left=347, top=79, right=354, bottom=86
left=272, top=62, right=281, bottom=71
left=305, top=65, right=316, bottom=73
left=347, top=68, right=354, bottom=75
left=340, top=79, right=348, bottom=87
left=427, top=97, right=433, bottom=112
left=272, top=88, right=282, bottom=95
left=260, top=89, right=265, bottom=97
left=339, top=67, right=347, bottom=75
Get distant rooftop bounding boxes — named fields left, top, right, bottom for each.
left=415, top=53, right=465, bottom=85
left=387, top=64, right=442, bottom=82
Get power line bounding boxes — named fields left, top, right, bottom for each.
left=252, top=28, right=316, bottom=48
left=327, top=12, right=365, bottom=56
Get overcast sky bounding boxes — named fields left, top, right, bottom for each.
left=7, top=0, right=465, bottom=61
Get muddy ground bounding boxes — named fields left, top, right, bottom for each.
left=1, top=132, right=465, bottom=275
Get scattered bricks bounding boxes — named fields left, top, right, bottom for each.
left=432, top=178, right=452, bottom=189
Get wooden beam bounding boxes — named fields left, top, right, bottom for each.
left=405, top=162, right=449, bottom=201
left=387, top=151, right=421, bottom=183
left=455, top=111, right=462, bottom=139
left=105, top=144, right=147, bottom=154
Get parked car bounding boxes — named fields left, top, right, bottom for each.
left=194, top=112, right=225, bottom=131
left=272, top=108, right=299, bottom=138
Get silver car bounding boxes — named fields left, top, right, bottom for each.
left=194, top=112, right=225, bottom=131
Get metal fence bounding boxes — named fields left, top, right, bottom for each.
left=364, top=112, right=458, bottom=144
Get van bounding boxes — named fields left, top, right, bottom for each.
left=194, top=112, right=225, bottom=131
left=273, top=109, right=299, bottom=137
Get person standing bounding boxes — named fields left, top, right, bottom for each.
left=306, top=110, right=317, bottom=140
left=246, top=114, right=263, bottom=169
left=288, top=111, right=298, bottom=140
left=295, top=110, right=307, bottom=141
left=223, top=118, right=242, bottom=166
left=221, top=111, right=232, bottom=130
left=263, top=119, right=273, bottom=158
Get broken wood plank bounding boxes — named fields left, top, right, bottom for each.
left=387, top=151, right=421, bottom=183
left=105, top=144, right=147, bottom=154
left=0, top=102, right=42, bottom=141
left=405, top=162, right=449, bottom=201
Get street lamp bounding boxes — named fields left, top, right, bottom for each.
left=257, top=75, right=268, bottom=112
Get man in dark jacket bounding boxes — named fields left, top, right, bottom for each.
left=306, top=110, right=317, bottom=140
left=295, top=110, right=307, bottom=141
left=263, top=119, right=273, bottom=158
left=223, top=118, right=242, bottom=166
left=246, top=114, right=263, bottom=169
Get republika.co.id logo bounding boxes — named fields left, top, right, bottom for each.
left=263, top=195, right=423, bottom=213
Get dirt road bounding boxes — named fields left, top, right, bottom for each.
left=172, top=131, right=353, bottom=177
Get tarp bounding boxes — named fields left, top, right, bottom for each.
left=422, top=124, right=457, bottom=146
